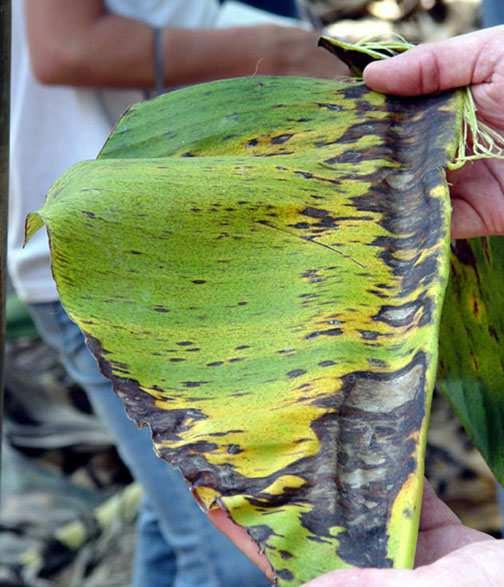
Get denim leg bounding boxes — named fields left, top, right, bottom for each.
left=133, top=496, right=177, bottom=587
left=28, top=302, right=270, bottom=587
left=483, top=0, right=504, bottom=26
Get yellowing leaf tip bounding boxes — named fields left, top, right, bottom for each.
left=24, top=212, right=44, bottom=247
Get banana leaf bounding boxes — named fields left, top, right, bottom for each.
left=26, top=74, right=464, bottom=584
left=439, top=237, right=504, bottom=482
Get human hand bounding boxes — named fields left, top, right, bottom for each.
left=261, top=25, right=349, bottom=79
left=363, top=26, right=504, bottom=240
left=208, top=482, right=504, bottom=586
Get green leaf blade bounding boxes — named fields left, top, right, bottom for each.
left=439, top=237, right=504, bottom=482
left=36, top=77, right=461, bottom=585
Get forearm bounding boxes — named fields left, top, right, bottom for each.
left=25, top=0, right=287, bottom=89
left=161, top=25, right=283, bottom=88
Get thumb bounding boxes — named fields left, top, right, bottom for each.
left=302, top=540, right=504, bottom=587
left=303, top=568, right=420, bottom=587
left=363, top=27, right=503, bottom=96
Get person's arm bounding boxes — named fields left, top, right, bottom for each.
left=25, top=0, right=345, bottom=89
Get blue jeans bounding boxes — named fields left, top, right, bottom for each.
left=483, top=0, right=504, bottom=27
left=28, top=302, right=270, bottom=587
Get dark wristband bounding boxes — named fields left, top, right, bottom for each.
left=153, top=27, right=164, bottom=96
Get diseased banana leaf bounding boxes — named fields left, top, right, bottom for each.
left=439, top=237, right=504, bottom=482
left=27, top=77, right=463, bottom=584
